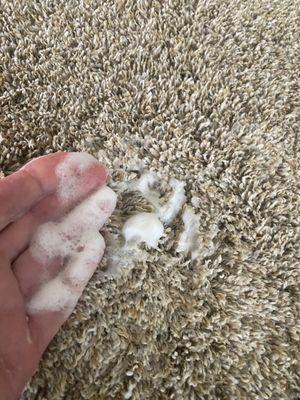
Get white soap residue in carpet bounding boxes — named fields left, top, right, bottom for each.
left=158, top=178, right=186, bottom=225
left=111, top=171, right=188, bottom=254
left=98, top=172, right=190, bottom=280
left=122, top=212, right=164, bottom=248
left=177, top=207, right=200, bottom=259
left=126, top=157, right=145, bottom=172
left=127, top=171, right=161, bottom=209
left=101, top=242, right=145, bottom=278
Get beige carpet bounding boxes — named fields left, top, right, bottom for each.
left=1, top=0, right=299, bottom=399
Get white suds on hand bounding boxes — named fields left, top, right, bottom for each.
left=27, top=153, right=117, bottom=314
left=177, top=207, right=200, bottom=259
left=27, top=276, right=78, bottom=314
left=27, top=182, right=117, bottom=314
left=56, top=152, right=100, bottom=203
left=27, top=234, right=106, bottom=313
left=31, top=186, right=117, bottom=263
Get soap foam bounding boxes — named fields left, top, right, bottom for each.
left=31, top=186, right=117, bottom=263
left=119, top=173, right=186, bottom=225
left=27, top=275, right=78, bottom=313
left=131, top=171, right=158, bottom=194
left=27, top=185, right=117, bottom=314
left=100, top=169, right=191, bottom=279
left=113, top=173, right=187, bottom=258
left=56, top=152, right=100, bottom=203
left=102, top=242, right=144, bottom=278
left=62, top=233, right=105, bottom=285
left=126, top=157, right=145, bottom=172
left=158, top=179, right=186, bottom=225
left=122, top=212, right=164, bottom=248
left=27, top=233, right=106, bottom=313
left=128, top=171, right=161, bottom=209
left=177, top=207, right=200, bottom=259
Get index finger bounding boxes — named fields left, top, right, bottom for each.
left=0, top=152, right=108, bottom=231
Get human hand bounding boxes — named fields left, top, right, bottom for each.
left=0, top=152, right=116, bottom=399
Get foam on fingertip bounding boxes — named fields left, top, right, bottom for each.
left=27, top=276, right=78, bottom=313
left=56, top=152, right=101, bottom=203
left=62, top=233, right=105, bottom=285
left=31, top=186, right=116, bottom=264
left=28, top=183, right=117, bottom=314
left=27, top=233, right=106, bottom=314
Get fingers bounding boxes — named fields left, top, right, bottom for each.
left=0, top=152, right=107, bottom=232
left=13, top=253, right=63, bottom=302
left=0, top=258, right=38, bottom=394
left=13, top=185, right=117, bottom=299
left=0, top=160, right=108, bottom=262
left=0, top=152, right=114, bottom=397
left=0, top=153, right=65, bottom=231
left=28, top=233, right=105, bottom=355
left=0, top=153, right=107, bottom=261
left=13, top=181, right=116, bottom=356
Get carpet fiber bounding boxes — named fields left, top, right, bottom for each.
left=1, top=0, right=299, bottom=399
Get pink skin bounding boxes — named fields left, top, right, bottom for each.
left=0, top=152, right=111, bottom=400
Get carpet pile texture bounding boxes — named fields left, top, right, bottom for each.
left=0, top=0, right=299, bottom=399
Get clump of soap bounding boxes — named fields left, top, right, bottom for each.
left=117, top=172, right=187, bottom=250
left=177, top=207, right=200, bottom=259
left=158, top=178, right=186, bottom=224
left=128, top=171, right=161, bottom=209
left=122, top=212, right=164, bottom=248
